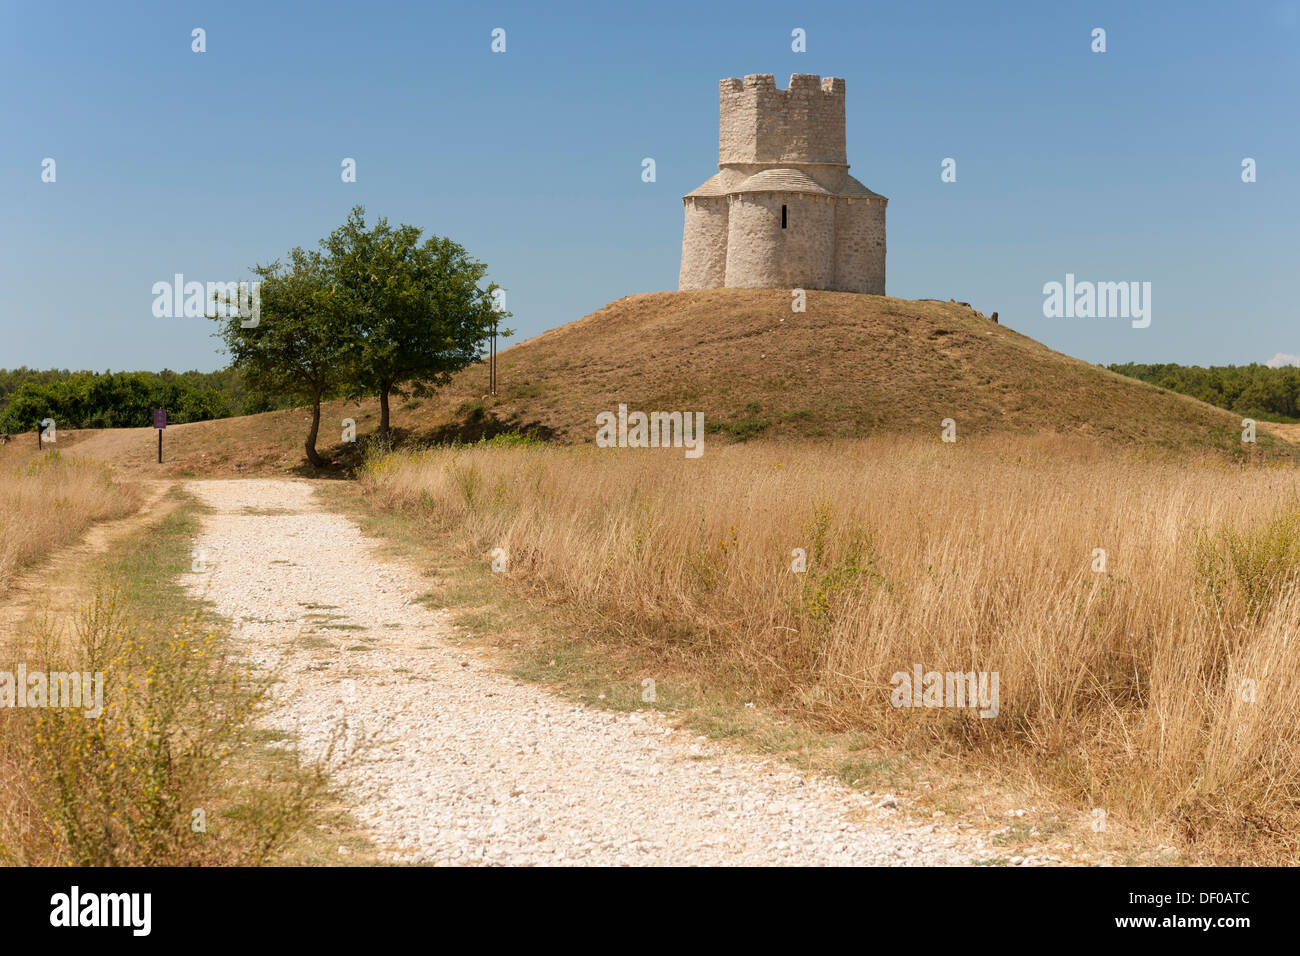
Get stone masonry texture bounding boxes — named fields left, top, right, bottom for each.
left=679, top=74, right=886, bottom=294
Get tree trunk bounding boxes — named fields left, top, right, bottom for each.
left=378, top=381, right=392, bottom=439
left=305, top=394, right=326, bottom=467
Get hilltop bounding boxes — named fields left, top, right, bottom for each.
left=0, top=290, right=1284, bottom=476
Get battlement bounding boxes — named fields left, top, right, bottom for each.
left=718, top=73, right=847, bottom=166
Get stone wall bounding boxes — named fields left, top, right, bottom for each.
left=833, top=197, right=887, bottom=294
left=679, top=197, right=729, bottom=290
left=725, top=192, right=836, bottom=289
left=718, top=74, right=846, bottom=166
left=722, top=195, right=777, bottom=288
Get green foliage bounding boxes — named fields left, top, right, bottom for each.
left=321, top=207, right=509, bottom=432
left=0, top=368, right=272, bottom=433
left=470, top=432, right=548, bottom=450
left=707, top=402, right=771, bottom=442
left=1196, top=505, right=1300, bottom=621
left=211, top=247, right=359, bottom=466
left=213, top=248, right=356, bottom=408
left=799, top=501, right=886, bottom=635
left=3, top=207, right=509, bottom=467
left=211, top=206, right=509, bottom=464
left=1110, top=362, right=1300, bottom=423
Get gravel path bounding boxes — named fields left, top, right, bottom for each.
left=182, top=478, right=996, bottom=866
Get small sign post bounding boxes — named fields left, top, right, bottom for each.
left=153, top=408, right=166, bottom=463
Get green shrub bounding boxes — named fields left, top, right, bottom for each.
left=1196, top=505, right=1300, bottom=621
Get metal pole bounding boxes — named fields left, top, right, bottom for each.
left=490, top=321, right=497, bottom=396
left=158, top=429, right=163, bottom=464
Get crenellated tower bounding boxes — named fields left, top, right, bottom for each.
left=679, top=74, right=886, bottom=294
left=718, top=73, right=846, bottom=167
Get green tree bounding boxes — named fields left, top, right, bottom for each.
left=211, top=250, right=357, bottom=467
left=323, top=207, right=509, bottom=438
left=1109, top=362, right=1300, bottom=423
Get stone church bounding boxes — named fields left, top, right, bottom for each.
left=678, top=74, right=886, bottom=294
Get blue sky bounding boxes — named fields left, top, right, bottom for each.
left=1, top=0, right=1296, bottom=372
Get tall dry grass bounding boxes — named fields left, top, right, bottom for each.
left=0, top=462, right=334, bottom=865
left=0, top=587, right=336, bottom=865
left=0, top=452, right=141, bottom=590
left=360, top=435, right=1300, bottom=861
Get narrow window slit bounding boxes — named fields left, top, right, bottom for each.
left=781, top=204, right=788, bottom=229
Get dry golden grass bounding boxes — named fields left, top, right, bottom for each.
left=360, top=434, right=1300, bottom=863
left=0, top=452, right=142, bottom=591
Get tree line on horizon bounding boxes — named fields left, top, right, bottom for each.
left=3, top=207, right=508, bottom=464
left=0, top=367, right=291, bottom=434
left=1109, top=362, right=1300, bottom=424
